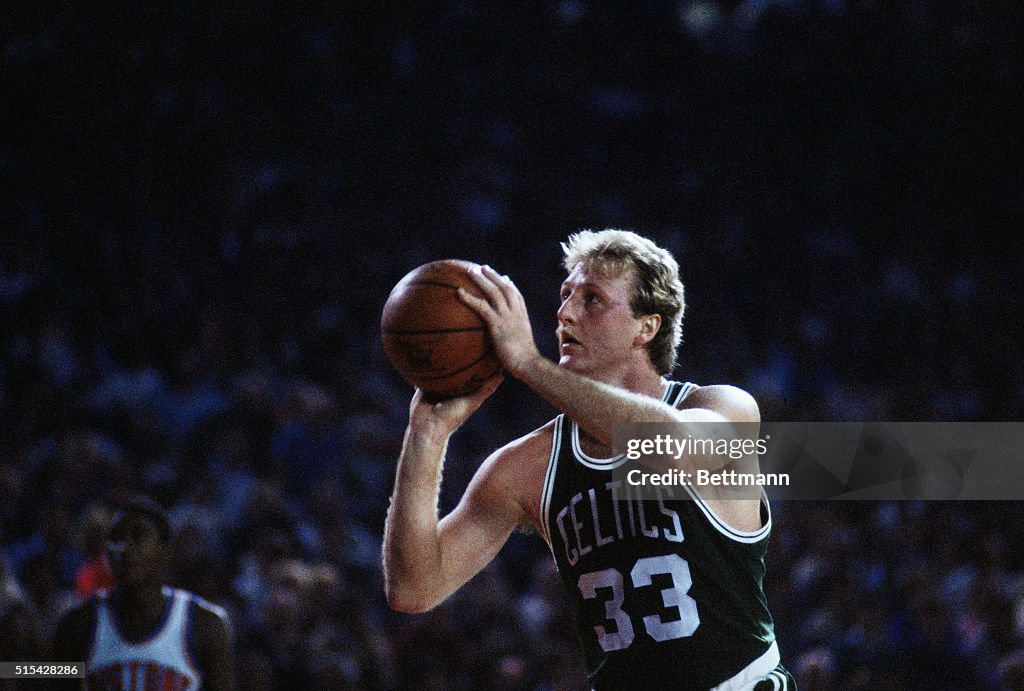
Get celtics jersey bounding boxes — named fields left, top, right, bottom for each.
left=540, top=381, right=787, bottom=690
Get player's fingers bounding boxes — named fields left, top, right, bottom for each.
left=464, top=265, right=506, bottom=309
left=498, top=272, right=525, bottom=306
left=455, top=286, right=492, bottom=315
left=503, top=274, right=526, bottom=307
left=478, top=265, right=517, bottom=308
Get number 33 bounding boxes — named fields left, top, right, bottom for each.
left=577, top=553, right=699, bottom=652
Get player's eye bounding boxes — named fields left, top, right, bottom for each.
left=560, top=291, right=570, bottom=302
left=585, top=292, right=600, bottom=304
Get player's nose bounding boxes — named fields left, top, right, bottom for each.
left=556, top=295, right=578, bottom=324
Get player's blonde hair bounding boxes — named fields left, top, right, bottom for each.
left=561, top=229, right=685, bottom=375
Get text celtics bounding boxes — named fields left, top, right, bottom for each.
left=553, top=482, right=688, bottom=566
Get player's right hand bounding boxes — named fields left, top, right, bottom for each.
left=408, top=373, right=504, bottom=436
left=459, top=265, right=541, bottom=379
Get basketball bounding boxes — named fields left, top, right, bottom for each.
left=381, top=259, right=501, bottom=398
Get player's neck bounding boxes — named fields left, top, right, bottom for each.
left=111, top=584, right=171, bottom=641
left=599, top=362, right=664, bottom=398
left=112, top=582, right=167, bottom=619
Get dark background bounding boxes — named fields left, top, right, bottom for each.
left=2, top=2, right=1023, bottom=689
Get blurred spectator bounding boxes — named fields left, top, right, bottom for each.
left=2, top=1, right=1022, bottom=688
left=793, top=647, right=834, bottom=691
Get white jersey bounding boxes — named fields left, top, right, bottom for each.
left=86, top=586, right=202, bottom=690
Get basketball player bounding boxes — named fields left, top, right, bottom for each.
left=383, top=229, right=794, bottom=689
left=52, top=496, right=234, bottom=690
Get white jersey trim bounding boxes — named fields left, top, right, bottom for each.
left=179, top=589, right=203, bottom=682
left=87, top=587, right=202, bottom=689
left=543, top=382, right=696, bottom=544
left=539, top=416, right=564, bottom=545
left=570, top=421, right=628, bottom=470
left=681, top=483, right=772, bottom=543
left=569, top=380, right=684, bottom=471
left=709, top=640, right=781, bottom=691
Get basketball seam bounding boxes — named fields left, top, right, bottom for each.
left=411, top=349, right=498, bottom=381
left=405, top=279, right=465, bottom=291
left=382, top=326, right=487, bottom=335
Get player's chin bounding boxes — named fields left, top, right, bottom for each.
left=112, top=561, right=144, bottom=585
left=557, top=354, right=585, bottom=372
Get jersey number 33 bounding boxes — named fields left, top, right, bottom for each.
left=579, top=553, right=699, bottom=652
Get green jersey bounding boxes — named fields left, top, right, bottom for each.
left=540, top=381, right=792, bottom=690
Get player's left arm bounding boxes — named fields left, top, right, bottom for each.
left=190, top=599, right=235, bottom=691
left=459, top=264, right=758, bottom=473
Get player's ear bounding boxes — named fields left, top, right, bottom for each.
left=634, top=314, right=661, bottom=346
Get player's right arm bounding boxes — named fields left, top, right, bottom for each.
left=49, top=601, right=94, bottom=691
left=383, top=376, right=529, bottom=613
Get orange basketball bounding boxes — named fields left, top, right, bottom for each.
left=381, top=259, right=501, bottom=398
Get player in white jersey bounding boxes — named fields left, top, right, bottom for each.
left=52, top=496, right=234, bottom=691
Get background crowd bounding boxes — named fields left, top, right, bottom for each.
left=2, top=1, right=1023, bottom=689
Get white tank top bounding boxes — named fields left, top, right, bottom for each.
left=86, top=586, right=202, bottom=690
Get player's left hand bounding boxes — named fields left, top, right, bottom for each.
left=458, top=265, right=542, bottom=378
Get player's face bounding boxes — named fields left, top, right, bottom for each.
left=556, top=263, right=646, bottom=379
left=107, top=512, right=168, bottom=588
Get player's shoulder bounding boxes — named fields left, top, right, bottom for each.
left=473, top=420, right=555, bottom=486
left=185, top=590, right=231, bottom=637
left=679, top=383, right=759, bottom=422
left=471, top=420, right=558, bottom=533
left=490, top=419, right=558, bottom=464
left=471, top=420, right=556, bottom=503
